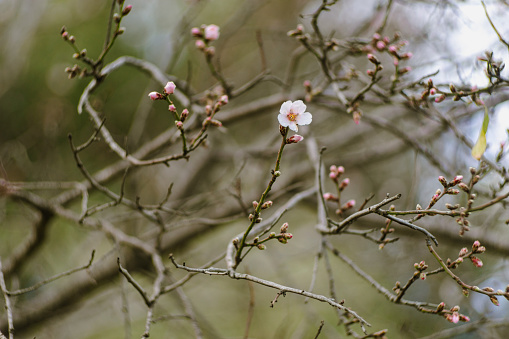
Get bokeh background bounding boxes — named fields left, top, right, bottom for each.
left=1, top=0, right=509, bottom=338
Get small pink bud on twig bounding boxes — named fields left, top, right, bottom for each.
left=280, top=222, right=289, bottom=233
left=164, top=81, right=176, bottom=95
left=451, top=175, right=463, bottom=185
left=122, top=5, right=132, bottom=16
left=261, top=201, right=273, bottom=209
left=286, top=134, right=304, bottom=144
left=191, top=27, right=202, bottom=37
left=470, top=256, right=483, bottom=267
left=344, top=199, right=356, bottom=209
left=204, top=24, right=220, bottom=41
left=458, top=247, right=468, bottom=257
left=195, top=40, right=205, bottom=50
left=435, top=94, right=446, bottom=103
left=148, top=92, right=163, bottom=100
left=219, top=95, right=228, bottom=105
left=376, top=41, right=386, bottom=51
left=323, top=193, right=338, bottom=202
left=339, top=178, right=350, bottom=190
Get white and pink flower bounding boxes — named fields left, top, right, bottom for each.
left=278, top=100, right=312, bottom=132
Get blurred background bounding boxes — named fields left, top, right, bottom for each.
left=1, top=0, right=509, bottom=338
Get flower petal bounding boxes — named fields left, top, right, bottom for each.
left=280, top=101, right=292, bottom=115
left=278, top=114, right=290, bottom=127
left=291, top=100, right=307, bottom=114
left=296, top=112, right=312, bottom=125
left=288, top=121, right=298, bottom=132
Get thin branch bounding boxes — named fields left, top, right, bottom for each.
left=0, top=259, right=14, bottom=339
left=8, top=251, right=95, bottom=296
left=170, top=254, right=371, bottom=331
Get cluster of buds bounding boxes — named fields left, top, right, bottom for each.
left=323, top=165, right=356, bottom=216
left=413, top=260, right=428, bottom=280
left=247, top=222, right=293, bottom=249
left=441, top=305, right=470, bottom=324
left=149, top=82, right=193, bottom=130
left=201, top=94, right=228, bottom=128
left=328, top=165, right=345, bottom=183
left=428, top=78, right=485, bottom=106
left=450, top=240, right=485, bottom=269
left=148, top=81, right=176, bottom=101
left=438, top=174, right=463, bottom=191
left=365, top=33, right=412, bottom=73
left=64, top=64, right=83, bottom=79
left=478, top=51, right=505, bottom=84
left=275, top=222, right=293, bottom=244
left=191, top=24, right=220, bottom=57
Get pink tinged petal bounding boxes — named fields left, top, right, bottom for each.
left=280, top=101, right=292, bottom=115
left=290, top=100, right=307, bottom=114
left=296, top=112, right=312, bottom=125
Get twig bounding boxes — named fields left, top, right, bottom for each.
left=313, top=320, right=325, bottom=339
left=7, top=251, right=95, bottom=296
left=170, top=254, right=371, bottom=331
left=0, top=259, right=14, bottom=339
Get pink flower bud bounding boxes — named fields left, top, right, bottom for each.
left=376, top=41, right=386, bottom=51
left=398, top=66, right=411, bottom=74
left=286, top=134, right=304, bottom=144
left=168, top=104, right=176, bottom=112
left=470, top=256, right=483, bottom=267
left=401, top=52, right=413, bottom=59
left=180, top=108, right=189, bottom=122
left=458, top=247, right=468, bottom=257
left=367, top=53, right=379, bottom=64
left=330, top=165, right=337, bottom=173
left=339, top=178, right=350, bottom=190
left=460, top=315, right=470, bottom=322
left=473, top=240, right=481, bottom=248
left=429, top=88, right=436, bottom=95
left=261, top=201, right=273, bottom=209
left=280, top=222, right=289, bottom=233
left=435, top=94, right=446, bottom=103
left=204, top=24, right=220, bottom=41
left=438, top=176, right=447, bottom=186
left=451, top=175, right=463, bottom=185
left=388, top=45, right=398, bottom=55
left=345, top=199, right=356, bottom=209
left=219, top=95, right=228, bottom=105
left=323, top=193, right=338, bottom=202
left=451, top=312, right=460, bottom=324
left=337, top=166, right=345, bottom=174
left=164, top=81, right=176, bottom=95
left=195, top=40, right=205, bottom=49
left=191, top=27, right=202, bottom=37
left=122, top=5, right=132, bottom=16
left=303, top=80, right=311, bottom=89
left=148, top=91, right=163, bottom=100
left=175, top=121, right=183, bottom=129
